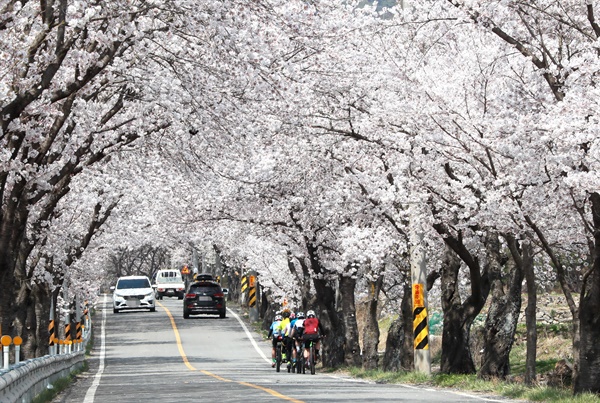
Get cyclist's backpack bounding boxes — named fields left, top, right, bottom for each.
left=304, top=317, right=319, bottom=335
left=272, top=321, right=282, bottom=337
left=294, top=320, right=305, bottom=338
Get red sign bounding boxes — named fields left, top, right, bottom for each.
left=413, top=284, right=424, bottom=308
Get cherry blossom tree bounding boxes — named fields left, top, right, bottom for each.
left=3, top=0, right=600, bottom=394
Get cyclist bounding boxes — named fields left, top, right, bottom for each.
left=302, top=310, right=325, bottom=365
left=284, top=312, right=297, bottom=369
left=277, top=308, right=292, bottom=362
left=290, top=311, right=305, bottom=365
left=268, top=313, right=283, bottom=367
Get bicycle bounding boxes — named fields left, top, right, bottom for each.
left=274, top=335, right=283, bottom=372
left=294, top=341, right=304, bottom=374
left=304, top=336, right=320, bottom=375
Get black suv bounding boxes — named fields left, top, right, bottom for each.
left=183, top=281, right=226, bottom=319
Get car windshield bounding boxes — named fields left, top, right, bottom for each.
left=117, top=278, right=150, bottom=289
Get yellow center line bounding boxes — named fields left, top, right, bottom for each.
left=157, top=301, right=304, bottom=403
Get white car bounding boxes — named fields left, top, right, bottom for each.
left=112, top=276, right=156, bottom=313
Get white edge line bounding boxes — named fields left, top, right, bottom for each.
left=227, top=307, right=271, bottom=364
left=83, top=294, right=107, bottom=403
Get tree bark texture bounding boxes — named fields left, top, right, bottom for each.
left=574, top=192, right=600, bottom=395
left=361, top=275, right=383, bottom=370
left=339, top=275, right=361, bottom=367
left=505, top=234, right=538, bottom=385
left=313, top=277, right=345, bottom=367
left=383, top=282, right=414, bottom=371
left=479, top=233, right=523, bottom=380
left=439, top=244, right=488, bottom=374
left=303, top=236, right=346, bottom=368
left=522, top=241, right=537, bottom=386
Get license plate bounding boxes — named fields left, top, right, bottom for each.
left=198, top=296, right=212, bottom=301
left=128, top=300, right=140, bottom=307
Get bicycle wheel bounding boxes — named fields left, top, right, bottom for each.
left=297, top=348, right=304, bottom=375
left=276, top=342, right=282, bottom=372
left=310, top=342, right=316, bottom=375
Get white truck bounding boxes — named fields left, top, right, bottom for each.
left=153, top=269, right=185, bottom=300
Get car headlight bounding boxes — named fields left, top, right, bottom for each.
left=144, top=292, right=153, bottom=298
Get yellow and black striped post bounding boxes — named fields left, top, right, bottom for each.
left=48, top=298, right=57, bottom=354
left=412, top=284, right=429, bottom=350
left=241, top=275, right=248, bottom=294
left=412, top=282, right=431, bottom=374
left=248, top=271, right=259, bottom=322
left=248, top=275, right=257, bottom=308
left=76, top=321, right=82, bottom=342
left=48, top=319, right=55, bottom=347
left=64, top=322, right=71, bottom=347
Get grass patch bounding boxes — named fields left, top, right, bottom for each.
left=433, top=373, right=497, bottom=392
left=32, top=361, right=89, bottom=403
left=341, top=368, right=600, bottom=403
left=344, top=367, right=431, bottom=385
left=85, top=326, right=94, bottom=356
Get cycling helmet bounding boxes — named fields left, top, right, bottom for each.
left=282, top=308, right=291, bottom=318
left=307, top=310, right=316, bottom=318
left=275, top=314, right=283, bottom=321
left=290, top=312, right=296, bottom=319
left=296, top=312, right=305, bottom=319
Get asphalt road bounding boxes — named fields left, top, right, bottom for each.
left=52, top=295, right=518, bottom=403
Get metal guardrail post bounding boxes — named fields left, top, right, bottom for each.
left=13, top=337, right=22, bottom=365
left=1, top=336, right=11, bottom=370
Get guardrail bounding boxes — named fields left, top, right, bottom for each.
left=0, top=351, right=85, bottom=403
left=0, top=319, right=92, bottom=403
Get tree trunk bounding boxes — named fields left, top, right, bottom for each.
left=383, top=282, right=413, bottom=371
left=260, top=287, right=273, bottom=330
left=339, top=275, right=361, bottom=367
left=313, top=276, right=345, bottom=368
left=301, top=235, right=346, bottom=368
left=440, top=246, right=477, bottom=374
left=504, top=235, right=538, bottom=385
left=361, top=275, right=383, bottom=370
left=34, top=284, right=53, bottom=357
left=522, top=242, right=537, bottom=385
left=574, top=192, right=600, bottom=395
left=479, top=234, right=523, bottom=379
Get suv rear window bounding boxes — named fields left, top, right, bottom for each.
left=117, top=278, right=151, bottom=289
left=189, top=283, right=221, bottom=294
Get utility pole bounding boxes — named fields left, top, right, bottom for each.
left=409, top=206, right=431, bottom=375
